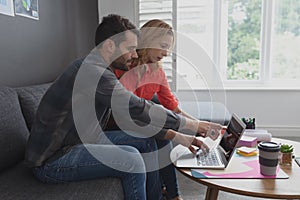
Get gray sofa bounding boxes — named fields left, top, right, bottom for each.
left=0, top=83, right=230, bottom=200
left=0, top=83, right=123, bottom=200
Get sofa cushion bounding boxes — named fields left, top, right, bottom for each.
left=0, top=87, right=30, bottom=172
left=0, top=162, right=124, bottom=200
left=15, top=83, right=51, bottom=130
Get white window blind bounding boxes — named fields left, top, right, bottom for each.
left=139, top=0, right=175, bottom=90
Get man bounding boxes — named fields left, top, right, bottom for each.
left=25, top=14, right=222, bottom=200
left=25, top=14, right=150, bottom=200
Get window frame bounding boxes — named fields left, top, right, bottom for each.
left=137, top=0, right=300, bottom=91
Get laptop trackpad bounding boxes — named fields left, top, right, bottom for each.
left=176, top=152, right=198, bottom=167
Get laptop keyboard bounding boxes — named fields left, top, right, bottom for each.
left=196, top=149, right=222, bottom=166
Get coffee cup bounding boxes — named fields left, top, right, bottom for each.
left=258, top=142, right=280, bottom=176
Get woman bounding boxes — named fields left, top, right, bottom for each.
left=115, top=19, right=197, bottom=121
left=115, top=19, right=220, bottom=200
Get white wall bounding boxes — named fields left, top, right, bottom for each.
left=225, top=90, right=300, bottom=137
left=176, top=89, right=300, bottom=137
left=98, top=0, right=300, bottom=137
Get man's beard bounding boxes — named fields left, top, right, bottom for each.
left=111, top=56, right=132, bottom=71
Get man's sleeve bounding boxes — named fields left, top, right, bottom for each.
left=96, top=68, right=185, bottom=136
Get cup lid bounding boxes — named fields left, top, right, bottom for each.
left=258, top=142, right=280, bottom=152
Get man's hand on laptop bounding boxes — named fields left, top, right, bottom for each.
left=170, top=131, right=209, bottom=154
left=182, top=119, right=222, bottom=140
left=189, top=137, right=210, bottom=155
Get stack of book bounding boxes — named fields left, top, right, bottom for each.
left=238, top=135, right=258, bottom=147
left=243, top=129, right=272, bottom=142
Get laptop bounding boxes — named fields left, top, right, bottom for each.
left=176, top=113, right=246, bottom=169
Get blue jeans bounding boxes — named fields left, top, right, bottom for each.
left=102, top=130, right=163, bottom=200
left=156, top=139, right=180, bottom=199
left=33, top=130, right=163, bottom=200
left=33, top=144, right=146, bottom=200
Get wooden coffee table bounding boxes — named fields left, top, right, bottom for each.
left=171, top=138, right=300, bottom=200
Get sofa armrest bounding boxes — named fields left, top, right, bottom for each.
left=151, top=94, right=230, bottom=125
left=179, top=101, right=231, bottom=125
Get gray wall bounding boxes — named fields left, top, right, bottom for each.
left=98, top=0, right=137, bottom=25
left=0, top=0, right=98, bottom=87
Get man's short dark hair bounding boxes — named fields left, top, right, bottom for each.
left=95, top=14, right=139, bottom=47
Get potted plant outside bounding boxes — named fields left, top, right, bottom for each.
left=279, top=144, right=293, bottom=165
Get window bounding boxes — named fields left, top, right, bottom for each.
left=226, top=0, right=262, bottom=81
left=138, top=0, right=300, bottom=90
left=270, top=0, right=300, bottom=81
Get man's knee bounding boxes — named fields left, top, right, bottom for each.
left=120, top=146, right=146, bottom=173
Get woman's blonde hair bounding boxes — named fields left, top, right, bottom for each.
left=132, top=19, right=174, bottom=68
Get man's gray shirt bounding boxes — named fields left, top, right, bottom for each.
left=25, top=49, right=184, bottom=167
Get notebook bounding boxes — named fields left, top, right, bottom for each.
left=176, top=113, right=246, bottom=169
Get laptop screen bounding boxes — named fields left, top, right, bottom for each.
left=219, top=114, right=246, bottom=162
